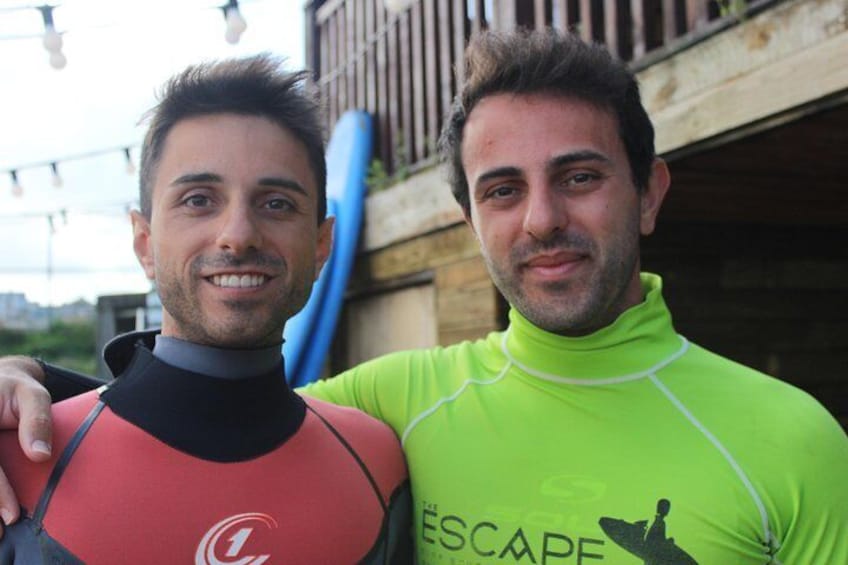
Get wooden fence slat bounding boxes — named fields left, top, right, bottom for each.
left=356, top=0, right=367, bottom=109
left=605, top=0, right=619, bottom=57
left=686, top=0, right=708, bottom=32
left=534, top=0, right=546, bottom=29
left=386, top=10, right=402, bottom=171
left=398, top=10, right=414, bottom=170
left=632, top=0, right=646, bottom=58
left=553, top=0, right=568, bottom=31
left=375, top=3, right=390, bottom=166
left=365, top=0, right=377, bottom=115
left=424, top=0, right=439, bottom=159
left=579, top=0, right=593, bottom=41
left=472, top=0, right=484, bottom=35
left=411, top=1, right=426, bottom=162
left=662, top=0, right=677, bottom=42
left=346, top=0, right=357, bottom=111
left=327, top=11, right=339, bottom=130
left=438, top=0, right=454, bottom=135
left=452, top=0, right=466, bottom=86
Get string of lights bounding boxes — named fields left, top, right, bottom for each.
left=0, top=1, right=250, bottom=69
left=0, top=0, right=266, bottom=197
left=2, top=145, right=138, bottom=198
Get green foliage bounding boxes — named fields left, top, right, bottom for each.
left=0, top=321, right=96, bottom=375
left=715, top=0, right=747, bottom=18
left=366, top=157, right=392, bottom=193
left=366, top=130, right=410, bottom=193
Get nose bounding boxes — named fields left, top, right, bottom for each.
left=215, top=202, right=263, bottom=254
left=523, top=185, right=567, bottom=241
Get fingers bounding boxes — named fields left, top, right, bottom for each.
left=0, top=465, right=20, bottom=536
left=0, top=356, right=53, bottom=462
left=0, top=355, right=53, bottom=535
left=17, top=391, right=53, bottom=463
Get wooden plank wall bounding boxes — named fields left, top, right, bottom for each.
left=643, top=222, right=848, bottom=429
left=309, top=0, right=739, bottom=177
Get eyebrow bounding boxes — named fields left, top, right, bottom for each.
left=473, top=166, right=522, bottom=190
left=171, top=172, right=308, bottom=196
left=547, top=150, right=612, bottom=173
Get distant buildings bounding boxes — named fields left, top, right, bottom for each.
left=0, top=292, right=95, bottom=331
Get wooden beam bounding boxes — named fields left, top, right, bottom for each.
left=436, top=256, right=500, bottom=345
left=353, top=223, right=479, bottom=284
left=362, top=166, right=464, bottom=251
left=638, top=0, right=848, bottom=154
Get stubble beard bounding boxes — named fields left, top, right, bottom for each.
left=484, top=225, right=642, bottom=337
left=156, top=252, right=312, bottom=349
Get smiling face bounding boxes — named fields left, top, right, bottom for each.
left=132, top=113, right=332, bottom=348
left=461, top=93, right=669, bottom=336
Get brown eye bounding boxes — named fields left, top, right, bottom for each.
left=184, top=194, right=211, bottom=207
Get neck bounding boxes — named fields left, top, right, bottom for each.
left=153, top=335, right=282, bottom=379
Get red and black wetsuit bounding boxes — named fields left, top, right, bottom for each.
left=0, top=331, right=411, bottom=564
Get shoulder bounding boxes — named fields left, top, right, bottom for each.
left=675, top=342, right=832, bottom=418
left=337, top=332, right=503, bottom=390
left=667, top=341, right=848, bottom=466
left=0, top=390, right=102, bottom=513
left=302, top=396, right=407, bottom=502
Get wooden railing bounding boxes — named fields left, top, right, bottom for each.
left=305, top=0, right=774, bottom=178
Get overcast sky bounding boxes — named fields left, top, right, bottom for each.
left=0, top=0, right=305, bottom=306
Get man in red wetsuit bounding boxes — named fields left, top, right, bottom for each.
left=0, top=55, right=411, bottom=564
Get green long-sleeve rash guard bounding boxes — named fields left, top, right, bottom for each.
left=303, top=273, right=848, bottom=565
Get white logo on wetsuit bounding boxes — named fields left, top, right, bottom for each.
left=195, top=512, right=278, bottom=565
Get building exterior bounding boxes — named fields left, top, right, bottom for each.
left=0, top=292, right=94, bottom=331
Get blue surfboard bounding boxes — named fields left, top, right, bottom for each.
left=282, top=198, right=338, bottom=380
left=285, top=110, right=373, bottom=387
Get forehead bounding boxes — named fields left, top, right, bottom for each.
left=460, top=93, right=623, bottom=168
left=153, top=113, right=317, bottom=196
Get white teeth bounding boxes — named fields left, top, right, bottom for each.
left=211, top=274, right=267, bottom=288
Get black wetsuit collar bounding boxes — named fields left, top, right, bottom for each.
left=99, top=331, right=305, bottom=462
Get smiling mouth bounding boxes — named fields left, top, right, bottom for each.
left=209, top=274, right=268, bottom=288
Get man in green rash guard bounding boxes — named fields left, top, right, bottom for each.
left=1, top=29, right=847, bottom=564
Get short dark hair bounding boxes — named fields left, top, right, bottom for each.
left=439, top=28, right=656, bottom=215
left=139, top=54, right=326, bottom=222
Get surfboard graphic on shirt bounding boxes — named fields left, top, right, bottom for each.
left=599, top=499, right=699, bottom=564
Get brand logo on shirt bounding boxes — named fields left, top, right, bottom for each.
left=195, top=512, right=278, bottom=565
left=599, top=499, right=698, bottom=564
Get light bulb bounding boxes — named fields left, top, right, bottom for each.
left=10, top=171, right=22, bottom=197
left=225, top=27, right=242, bottom=45
left=124, top=148, right=136, bottom=175
left=51, top=164, right=63, bottom=188
left=42, top=25, right=63, bottom=53
left=226, top=8, right=247, bottom=35
left=49, top=51, right=67, bottom=70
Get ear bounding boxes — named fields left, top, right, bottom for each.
left=131, top=211, right=156, bottom=280
left=314, top=216, right=335, bottom=280
left=462, top=203, right=479, bottom=238
left=640, top=158, right=671, bottom=236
